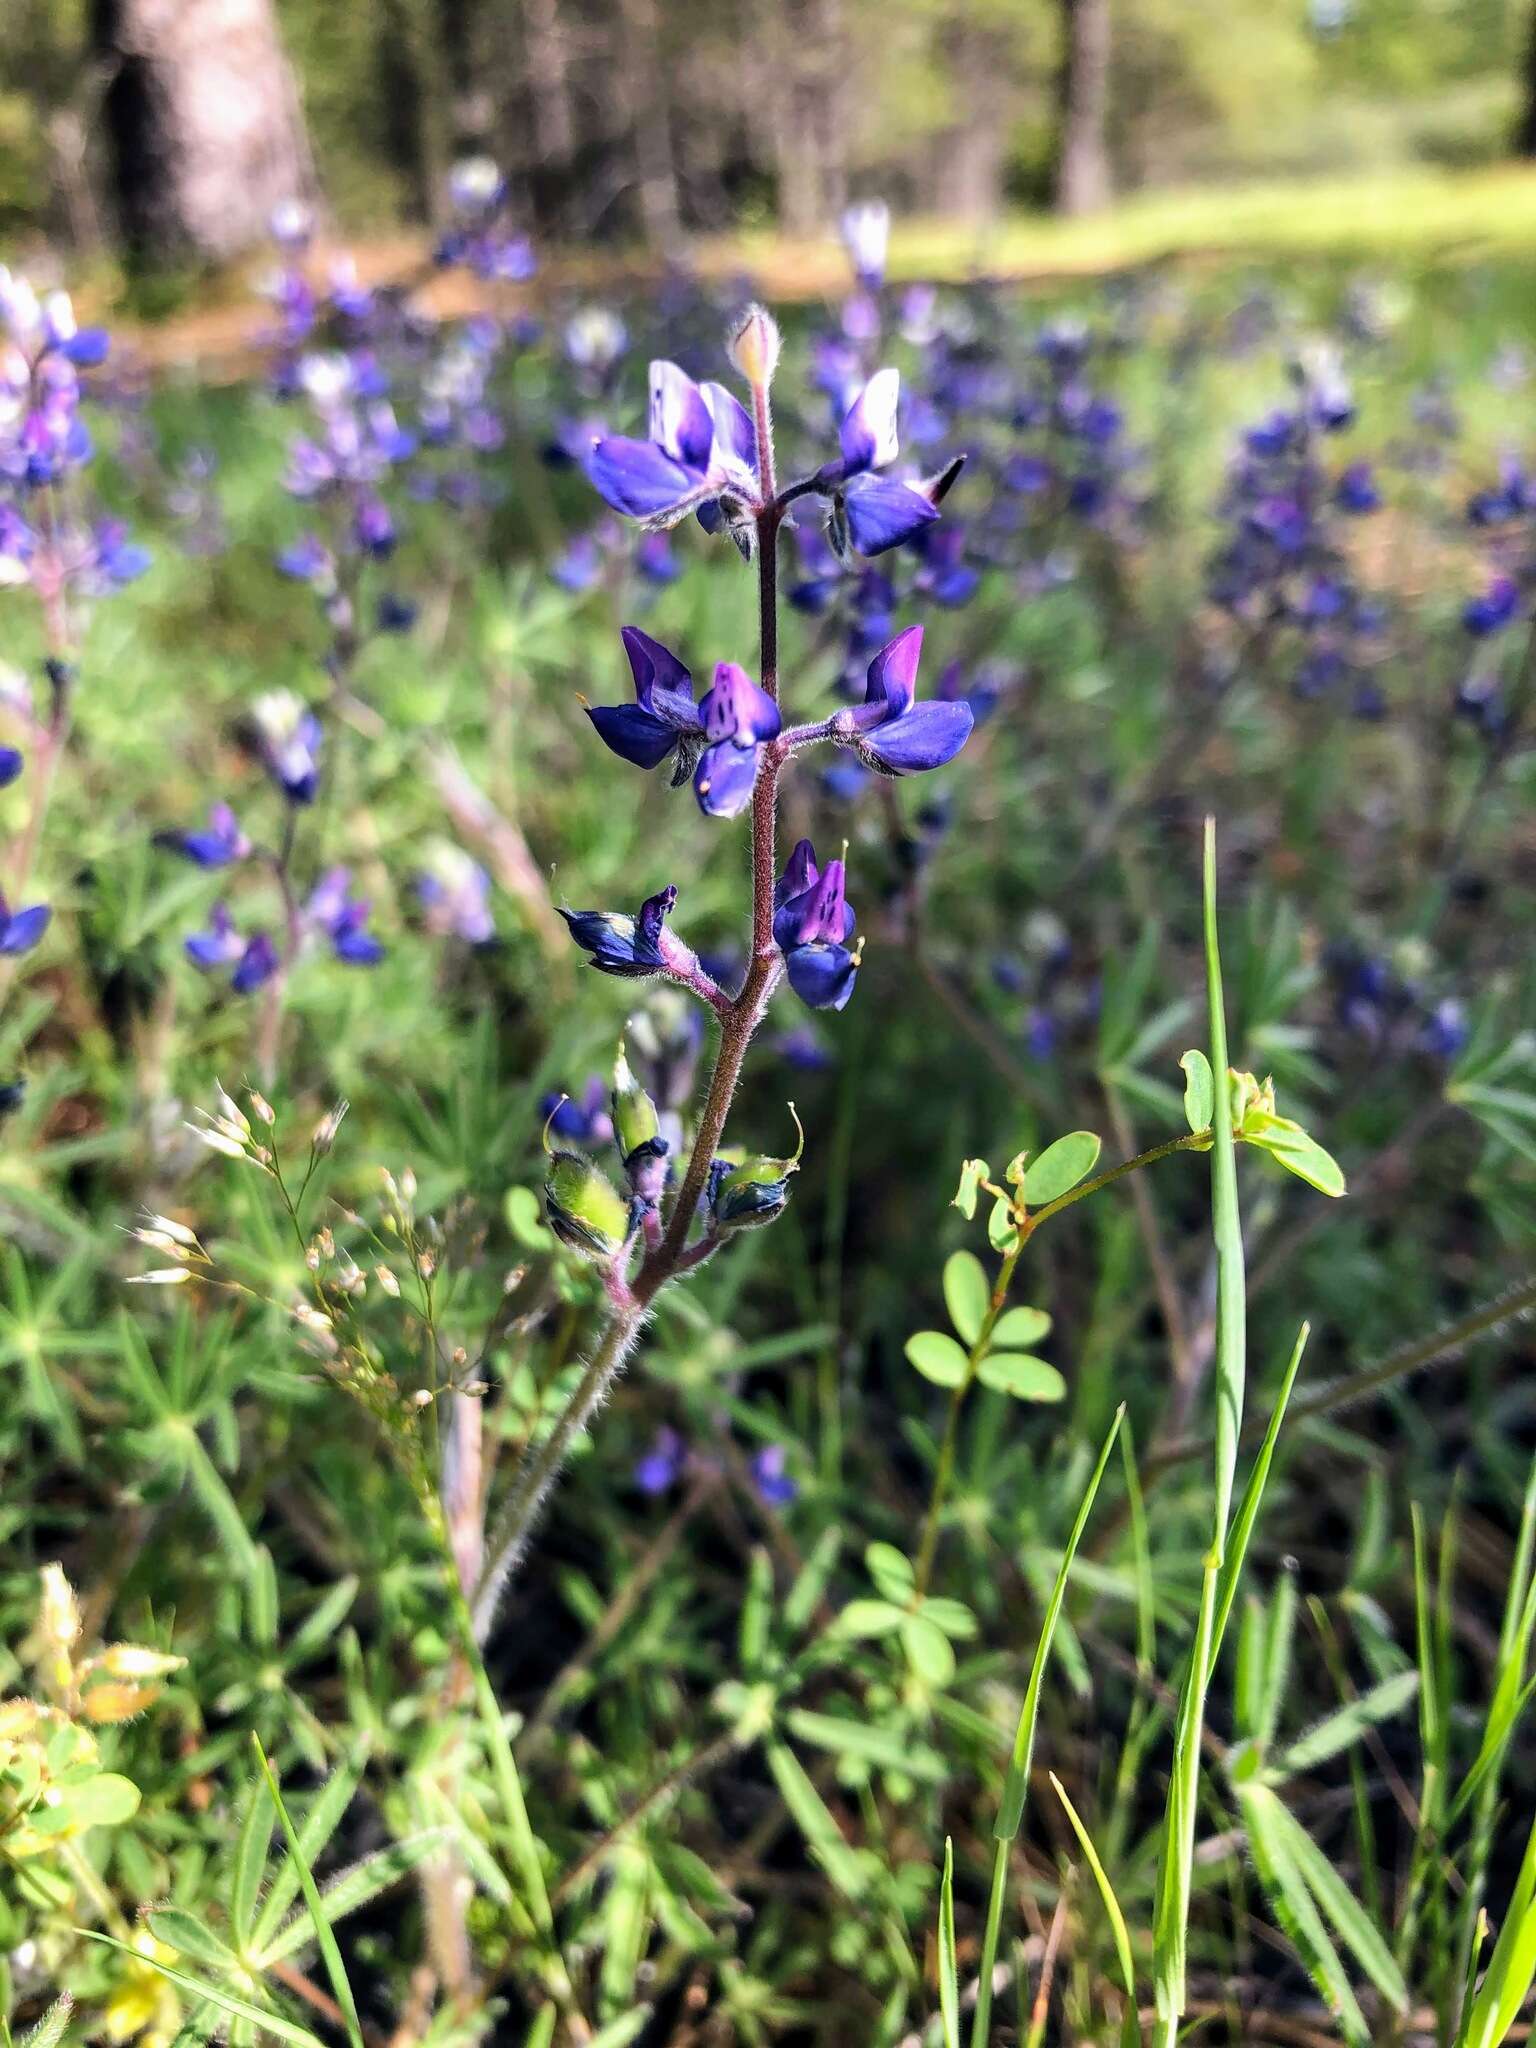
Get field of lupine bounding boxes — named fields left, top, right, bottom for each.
left=4, top=178, right=1536, bottom=2048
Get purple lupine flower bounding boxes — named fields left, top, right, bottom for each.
left=587, top=361, right=757, bottom=526
left=635, top=532, right=680, bottom=584
left=750, top=1444, right=798, bottom=1509
left=541, top=1078, right=614, bottom=1147
left=0, top=746, right=22, bottom=788
left=1335, top=462, right=1380, bottom=514
left=552, top=534, right=603, bottom=592
left=561, top=884, right=679, bottom=978
left=173, top=803, right=250, bottom=869
left=1464, top=575, right=1520, bottom=637
left=91, top=521, right=151, bottom=586
left=416, top=843, right=494, bottom=944
left=586, top=627, right=705, bottom=779
left=231, top=932, right=281, bottom=994
left=693, top=662, right=781, bottom=819
left=634, top=1426, right=685, bottom=1496
left=830, top=626, right=973, bottom=776
left=185, top=901, right=244, bottom=972
left=375, top=592, right=417, bottom=633
left=251, top=691, right=323, bottom=803
left=819, top=367, right=944, bottom=558
left=0, top=893, right=49, bottom=955
left=773, top=842, right=859, bottom=1011
left=307, top=867, right=385, bottom=965
left=275, top=534, right=337, bottom=590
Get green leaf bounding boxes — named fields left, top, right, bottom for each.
left=260, top=1833, right=451, bottom=1965
left=920, top=1597, right=979, bottom=1640
left=1242, top=1114, right=1346, bottom=1198
left=783, top=1708, right=947, bottom=1783
left=836, top=1599, right=906, bottom=1639
left=1022, top=1131, right=1102, bottom=1206
left=1271, top=1799, right=1408, bottom=2014
left=145, top=1906, right=240, bottom=1971
left=250, top=1746, right=368, bottom=1952
left=943, top=1251, right=990, bottom=1346
left=952, top=1158, right=991, bottom=1219
left=987, top=1192, right=1016, bottom=1252
left=74, top=1932, right=325, bottom=2048
left=253, top=1735, right=366, bottom=2048
left=231, top=1780, right=277, bottom=1948
left=1180, top=1048, right=1214, bottom=1134
left=1237, top=1783, right=1368, bottom=2045
left=765, top=1742, right=867, bottom=1901
left=905, top=1330, right=970, bottom=1387
left=938, top=1839, right=960, bottom=2048
left=1051, top=1774, right=1138, bottom=2047
left=1270, top=1671, right=1419, bottom=1783
left=69, top=1774, right=140, bottom=1827
left=991, top=1305, right=1052, bottom=1348
left=901, top=1613, right=956, bottom=1686
left=18, top=1996, right=73, bottom=2048
left=976, top=1353, right=1066, bottom=1402
left=864, top=1542, right=914, bottom=1603
left=1459, top=1809, right=1536, bottom=2048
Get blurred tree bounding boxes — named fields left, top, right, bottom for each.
left=1054, top=0, right=1111, bottom=212
left=94, top=0, right=317, bottom=261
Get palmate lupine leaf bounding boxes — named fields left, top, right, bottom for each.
left=1269, top=1669, right=1420, bottom=1784
left=248, top=1744, right=370, bottom=1953
left=1236, top=1782, right=1370, bottom=2045
left=258, top=1831, right=452, bottom=1965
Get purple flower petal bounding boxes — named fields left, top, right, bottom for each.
left=694, top=739, right=760, bottom=818
left=588, top=436, right=698, bottom=519
left=785, top=941, right=859, bottom=1011
left=586, top=702, right=680, bottom=770
left=231, top=932, right=281, bottom=993
left=700, top=662, right=781, bottom=746
left=859, top=698, right=974, bottom=774
left=649, top=361, right=715, bottom=471
left=842, top=475, right=939, bottom=556
left=865, top=624, right=924, bottom=719
left=0, top=904, right=51, bottom=955
left=839, top=367, right=900, bottom=475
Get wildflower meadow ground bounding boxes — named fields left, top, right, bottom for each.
left=2, top=186, right=1536, bottom=2047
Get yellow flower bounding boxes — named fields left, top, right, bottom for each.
left=100, top=1932, right=181, bottom=2048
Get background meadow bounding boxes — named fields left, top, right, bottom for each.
left=2, top=35, right=1536, bottom=2044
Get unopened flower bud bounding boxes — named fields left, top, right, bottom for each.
left=611, top=1041, right=664, bottom=1167
left=542, top=1100, right=632, bottom=1259
left=710, top=1105, right=805, bottom=1233
left=729, top=304, right=781, bottom=390
left=312, top=1100, right=349, bottom=1154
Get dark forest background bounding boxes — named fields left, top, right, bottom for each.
left=1, top=0, right=1535, bottom=268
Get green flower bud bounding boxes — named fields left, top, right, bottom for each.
left=611, top=1041, right=662, bottom=1165
left=542, top=1100, right=632, bottom=1258
left=711, top=1105, right=804, bottom=1233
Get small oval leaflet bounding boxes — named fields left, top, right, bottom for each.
left=991, top=1304, right=1052, bottom=1348
left=904, top=1329, right=969, bottom=1386
left=976, top=1353, right=1066, bottom=1402
left=1180, top=1047, right=1215, bottom=1134
left=1021, top=1130, right=1102, bottom=1206
left=943, top=1249, right=989, bottom=1344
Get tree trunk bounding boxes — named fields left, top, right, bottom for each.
left=93, top=0, right=316, bottom=263
left=1054, top=0, right=1112, bottom=216
left=762, top=0, right=846, bottom=237
left=934, top=24, right=1014, bottom=225
left=616, top=0, right=682, bottom=251
left=1518, top=2, right=1536, bottom=155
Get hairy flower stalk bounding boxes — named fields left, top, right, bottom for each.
left=474, top=348, right=790, bottom=1641
left=474, top=309, right=972, bottom=1641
